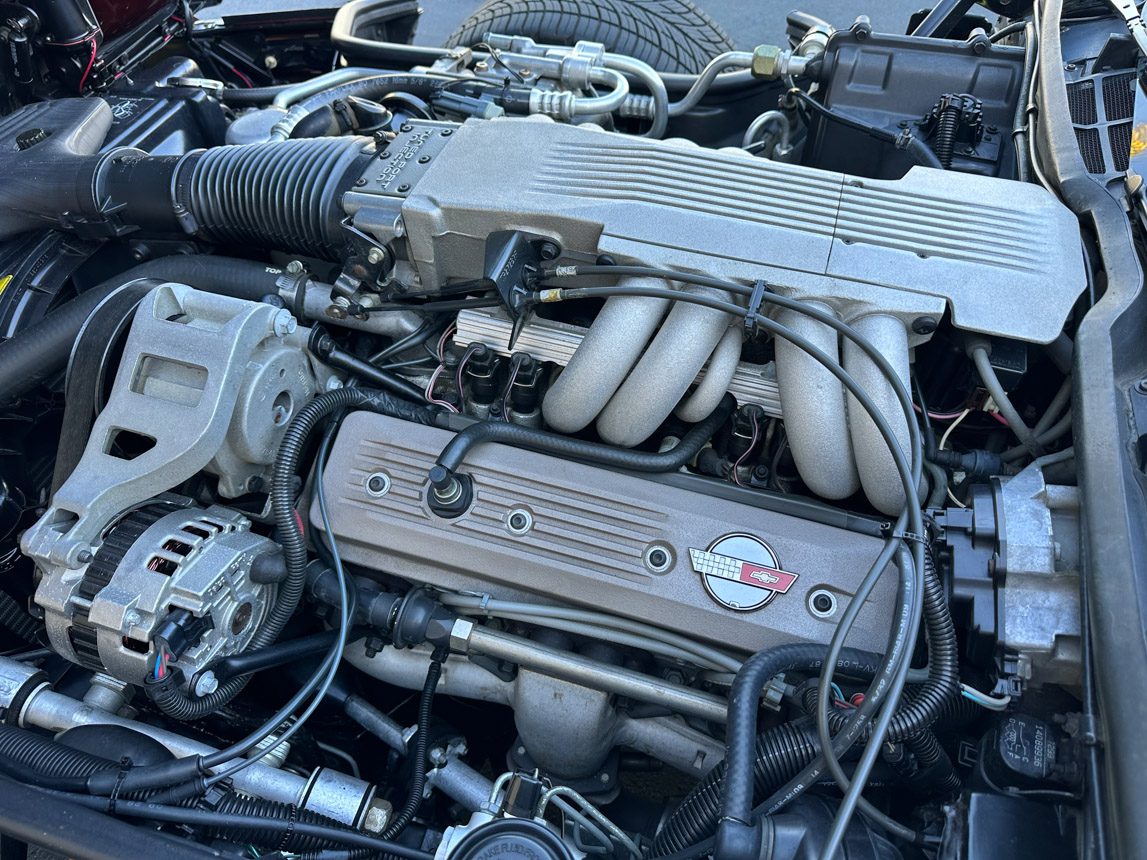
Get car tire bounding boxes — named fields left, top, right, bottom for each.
left=444, top=0, right=736, bottom=74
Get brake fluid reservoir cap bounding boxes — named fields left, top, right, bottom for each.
left=451, top=818, right=574, bottom=860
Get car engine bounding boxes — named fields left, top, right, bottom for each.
left=0, top=2, right=1118, bottom=859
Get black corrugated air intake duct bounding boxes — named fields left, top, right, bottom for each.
left=0, top=98, right=373, bottom=259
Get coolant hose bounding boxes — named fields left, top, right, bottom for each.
left=148, top=388, right=437, bottom=721
left=681, top=547, right=956, bottom=851
left=436, top=393, right=735, bottom=476
left=0, top=256, right=287, bottom=404
left=711, top=643, right=886, bottom=843
left=651, top=720, right=822, bottom=855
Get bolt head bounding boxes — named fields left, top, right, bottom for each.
left=286, top=260, right=304, bottom=275
left=363, top=803, right=390, bottom=834
left=367, top=247, right=386, bottom=265
left=911, top=316, right=939, bottom=335
left=193, top=671, right=219, bottom=698
left=271, top=309, right=297, bottom=337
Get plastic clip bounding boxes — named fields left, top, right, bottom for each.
left=745, top=279, right=769, bottom=334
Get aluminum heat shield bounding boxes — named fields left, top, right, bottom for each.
left=313, top=411, right=898, bottom=654
left=344, top=118, right=1085, bottom=343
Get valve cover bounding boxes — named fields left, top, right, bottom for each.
left=313, top=411, right=900, bottom=655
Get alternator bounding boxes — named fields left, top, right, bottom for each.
left=36, top=500, right=280, bottom=687
left=21, top=283, right=317, bottom=688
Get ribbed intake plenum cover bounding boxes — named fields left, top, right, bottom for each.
left=344, top=118, right=1086, bottom=344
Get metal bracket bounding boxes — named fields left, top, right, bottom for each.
left=21, top=284, right=289, bottom=570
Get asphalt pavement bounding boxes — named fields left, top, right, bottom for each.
left=411, top=1, right=984, bottom=51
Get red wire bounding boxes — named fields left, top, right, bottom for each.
left=77, top=38, right=97, bottom=92
left=230, top=66, right=255, bottom=88
left=293, top=509, right=305, bottom=537
left=989, top=411, right=1010, bottom=427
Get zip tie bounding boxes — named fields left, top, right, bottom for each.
left=744, top=279, right=769, bottom=334
left=892, top=530, right=928, bottom=545
left=276, top=803, right=299, bottom=852
left=107, top=757, right=133, bottom=815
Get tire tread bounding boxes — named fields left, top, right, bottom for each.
left=444, top=0, right=736, bottom=74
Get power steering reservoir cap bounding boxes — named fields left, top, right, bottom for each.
left=451, top=818, right=574, bottom=860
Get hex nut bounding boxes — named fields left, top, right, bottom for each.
left=752, top=45, right=783, bottom=79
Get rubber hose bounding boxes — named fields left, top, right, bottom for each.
left=0, top=591, right=39, bottom=643
left=177, top=136, right=371, bottom=258
left=1002, top=409, right=1073, bottom=462
left=714, top=643, right=886, bottom=831
left=0, top=725, right=115, bottom=790
left=0, top=255, right=286, bottom=404
left=816, top=548, right=957, bottom=743
left=905, top=731, right=961, bottom=796
left=1013, top=21, right=1037, bottom=184
left=147, top=387, right=436, bottom=721
left=436, top=393, right=735, bottom=475
left=274, top=75, right=442, bottom=140
left=220, top=84, right=293, bottom=105
left=289, top=103, right=347, bottom=139
left=381, top=659, right=441, bottom=840
left=651, top=720, right=821, bottom=855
